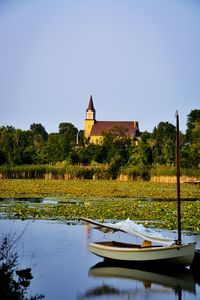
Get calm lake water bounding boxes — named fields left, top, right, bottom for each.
left=0, top=218, right=200, bottom=300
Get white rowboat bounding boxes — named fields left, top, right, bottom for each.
left=89, top=241, right=195, bottom=267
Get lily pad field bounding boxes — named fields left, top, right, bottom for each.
left=0, top=179, right=200, bottom=232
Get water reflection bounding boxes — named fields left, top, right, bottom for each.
left=0, top=219, right=200, bottom=300
left=82, top=284, right=120, bottom=298
left=91, top=261, right=196, bottom=291
left=0, top=197, right=58, bottom=205
left=80, top=260, right=197, bottom=300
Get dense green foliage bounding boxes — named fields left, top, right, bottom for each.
left=0, top=110, right=199, bottom=178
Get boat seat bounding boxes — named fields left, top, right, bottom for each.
left=141, top=240, right=152, bottom=248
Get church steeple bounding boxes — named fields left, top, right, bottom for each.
left=86, top=95, right=96, bottom=120
left=87, top=95, right=95, bottom=111
left=84, top=95, right=96, bottom=141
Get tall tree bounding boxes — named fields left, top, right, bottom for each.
left=102, top=126, right=131, bottom=164
left=0, top=126, right=15, bottom=164
left=152, top=122, right=176, bottom=165
left=30, top=123, right=48, bottom=141
left=58, top=122, right=78, bottom=160
left=101, top=126, right=132, bottom=178
left=182, top=110, right=200, bottom=168
left=58, top=122, right=78, bottom=144
left=45, top=133, right=64, bottom=163
left=30, top=123, right=48, bottom=163
left=185, top=109, right=200, bottom=143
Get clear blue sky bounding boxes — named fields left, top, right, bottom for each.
left=0, top=0, right=199, bottom=133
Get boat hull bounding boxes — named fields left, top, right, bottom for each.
left=89, top=241, right=195, bottom=267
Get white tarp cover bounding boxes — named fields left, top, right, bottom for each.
left=82, top=218, right=174, bottom=246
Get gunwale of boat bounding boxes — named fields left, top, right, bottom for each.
left=90, top=241, right=195, bottom=252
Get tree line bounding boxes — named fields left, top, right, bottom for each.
left=0, top=110, right=199, bottom=178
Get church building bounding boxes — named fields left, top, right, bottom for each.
left=84, top=95, right=139, bottom=144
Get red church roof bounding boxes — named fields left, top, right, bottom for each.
left=90, top=121, right=138, bottom=137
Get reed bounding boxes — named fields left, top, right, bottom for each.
left=151, top=166, right=200, bottom=178
left=121, top=166, right=150, bottom=180
left=0, top=164, right=110, bottom=180
left=0, top=165, right=47, bottom=179
left=0, top=164, right=199, bottom=180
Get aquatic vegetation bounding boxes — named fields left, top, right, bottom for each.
left=0, top=198, right=200, bottom=233
left=0, top=179, right=199, bottom=232
left=0, top=179, right=199, bottom=199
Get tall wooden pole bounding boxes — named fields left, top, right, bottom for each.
left=176, top=111, right=182, bottom=245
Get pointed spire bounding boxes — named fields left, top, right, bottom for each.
left=87, top=95, right=95, bottom=111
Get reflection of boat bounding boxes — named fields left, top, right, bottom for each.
left=80, top=261, right=196, bottom=299
left=81, top=113, right=196, bottom=267
left=89, top=261, right=196, bottom=293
